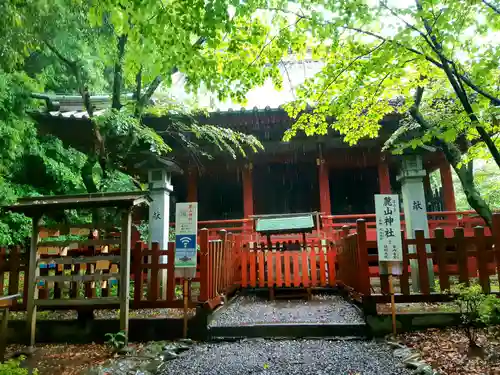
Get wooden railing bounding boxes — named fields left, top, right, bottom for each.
left=240, top=241, right=336, bottom=289
left=336, top=214, right=500, bottom=300
left=132, top=242, right=179, bottom=308
left=199, top=229, right=241, bottom=309
left=0, top=247, right=28, bottom=309
left=323, top=210, right=493, bottom=241
left=168, top=219, right=251, bottom=240
left=0, top=230, right=241, bottom=312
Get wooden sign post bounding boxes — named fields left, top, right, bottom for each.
left=375, top=194, right=403, bottom=337
left=183, top=279, right=190, bottom=338
left=387, top=262, right=397, bottom=336
left=175, top=202, right=198, bottom=339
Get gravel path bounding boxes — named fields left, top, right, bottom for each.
left=159, top=339, right=412, bottom=375
left=209, top=295, right=364, bottom=326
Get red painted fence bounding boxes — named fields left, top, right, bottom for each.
left=336, top=213, right=500, bottom=302
left=199, top=229, right=241, bottom=309
left=0, top=230, right=240, bottom=312
left=240, top=241, right=337, bottom=288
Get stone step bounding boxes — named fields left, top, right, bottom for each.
left=208, top=322, right=368, bottom=339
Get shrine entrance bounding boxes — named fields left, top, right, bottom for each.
left=240, top=212, right=337, bottom=300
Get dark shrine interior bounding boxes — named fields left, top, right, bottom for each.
left=171, top=163, right=402, bottom=221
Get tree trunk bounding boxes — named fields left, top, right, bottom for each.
left=454, top=163, right=493, bottom=228
left=112, top=34, right=127, bottom=110
left=81, top=157, right=101, bottom=226
left=410, top=105, right=494, bottom=228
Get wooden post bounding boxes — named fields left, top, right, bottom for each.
left=454, top=227, right=469, bottom=285
left=317, top=156, right=331, bottom=215
left=493, top=214, right=500, bottom=286
left=434, top=228, right=450, bottom=292
left=242, top=164, right=254, bottom=241
left=400, top=234, right=410, bottom=295
left=440, top=161, right=457, bottom=212
left=474, top=226, right=490, bottom=294
left=120, top=208, right=132, bottom=344
left=198, top=229, right=209, bottom=302
left=166, top=243, right=176, bottom=301
left=356, top=219, right=371, bottom=296
left=183, top=279, right=189, bottom=338
left=415, top=230, right=430, bottom=294
left=378, top=158, right=391, bottom=194
left=387, top=262, right=397, bottom=337
left=133, top=242, right=143, bottom=308
left=26, top=215, right=40, bottom=348
left=149, top=242, right=160, bottom=301
left=0, top=307, right=9, bottom=361
left=243, top=164, right=254, bottom=218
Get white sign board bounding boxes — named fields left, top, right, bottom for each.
left=375, top=194, right=403, bottom=262
left=175, top=202, right=198, bottom=268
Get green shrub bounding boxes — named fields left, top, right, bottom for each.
left=449, top=283, right=500, bottom=355
left=0, top=357, right=37, bottom=375
left=105, top=330, right=127, bottom=352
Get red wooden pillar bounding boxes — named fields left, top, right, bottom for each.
left=242, top=164, right=254, bottom=241
left=377, top=158, right=391, bottom=194
left=317, top=158, right=331, bottom=215
left=440, top=162, right=456, bottom=212
left=242, top=164, right=254, bottom=218
left=187, top=168, right=197, bottom=202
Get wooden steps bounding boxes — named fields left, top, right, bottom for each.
left=269, top=287, right=312, bottom=301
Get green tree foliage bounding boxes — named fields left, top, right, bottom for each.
left=265, top=0, right=500, bottom=226
left=0, top=357, right=37, bottom=375
left=12, top=0, right=280, bottom=190
left=454, top=161, right=500, bottom=211
left=0, top=0, right=296, bottom=243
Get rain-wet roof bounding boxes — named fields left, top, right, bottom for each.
left=3, top=191, right=151, bottom=217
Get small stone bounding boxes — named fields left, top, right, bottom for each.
left=161, top=351, right=178, bottom=361
left=393, top=348, right=413, bottom=359
left=117, top=346, right=134, bottom=355
left=241, top=337, right=265, bottom=343
left=403, top=353, right=421, bottom=363
left=178, top=338, right=194, bottom=345
left=145, top=359, right=163, bottom=373
left=405, top=360, right=422, bottom=369
left=173, top=343, right=191, bottom=353
left=163, top=343, right=177, bottom=351
left=11, top=347, right=37, bottom=359
left=413, top=363, right=434, bottom=375
left=386, top=341, right=407, bottom=350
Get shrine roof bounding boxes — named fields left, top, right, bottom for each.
left=3, top=191, right=151, bottom=217
left=31, top=91, right=401, bottom=125
left=30, top=92, right=294, bottom=126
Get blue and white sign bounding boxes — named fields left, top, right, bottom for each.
left=175, top=203, right=198, bottom=268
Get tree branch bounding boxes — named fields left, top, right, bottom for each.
left=44, top=41, right=78, bottom=72
left=134, top=37, right=205, bottom=117
left=266, top=8, right=500, bottom=106
left=317, top=41, right=386, bottom=102
left=135, top=67, right=142, bottom=100
left=280, top=60, right=296, bottom=100
left=409, top=86, right=493, bottom=227
left=415, top=0, right=500, bottom=168
left=483, top=0, right=500, bottom=14
left=112, top=34, right=128, bottom=110
left=248, top=18, right=302, bottom=69
left=380, top=1, right=435, bottom=47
